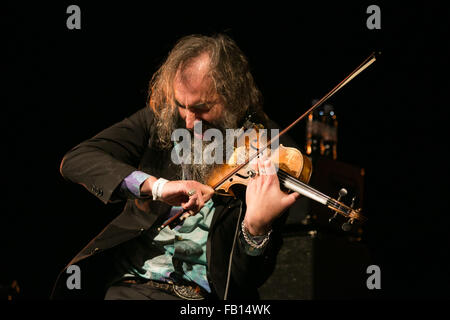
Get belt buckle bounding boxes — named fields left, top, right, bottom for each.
left=173, top=284, right=205, bottom=300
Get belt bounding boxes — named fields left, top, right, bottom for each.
left=122, top=278, right=207, bottom=300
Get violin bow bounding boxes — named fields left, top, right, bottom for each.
left=158, top=52, right=378, bottom=231
left=210, top=52, right=378, bottom=190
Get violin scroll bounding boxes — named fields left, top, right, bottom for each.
left=327, top=188, right=366, bottom=231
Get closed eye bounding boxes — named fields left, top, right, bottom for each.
left=175, top=100, right=212, bottom=112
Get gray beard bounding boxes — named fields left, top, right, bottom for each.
left=181, top=163, right=214, bottom=185
left=179, top=137, right=223, bottom=185
left=172, top=108, right=239, bottom=184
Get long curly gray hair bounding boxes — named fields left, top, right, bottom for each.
left=147, top=33, right=266, bottom=148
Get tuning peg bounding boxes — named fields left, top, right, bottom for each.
left=342, top=218, right=354, bottom=232
left=337, top=188, right=348, bottom=201
left=329, top=188, right=347, bottom=223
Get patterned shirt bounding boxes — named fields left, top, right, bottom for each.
left=124, top=201, right=214, bottom=292
left=115, top=171, right=267, bottom=292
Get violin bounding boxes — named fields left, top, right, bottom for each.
left=207, top=125, right=366, bottom=229
left=159, top=52, right=377, bottom=231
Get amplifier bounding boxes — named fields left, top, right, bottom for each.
left=258, top=231, right=372, bottom=299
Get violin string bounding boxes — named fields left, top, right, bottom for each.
left=276, top=171, right=352, bottom=214
left=276, top=170, right=330, bottom=201
left=277, top=172, right=351, bottom=216
left=279, top=172, right=329, bottom=199
left=277, top=170, right=351, bottom=209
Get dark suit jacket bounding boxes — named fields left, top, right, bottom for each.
left=52, top=106, right=293, bottom=300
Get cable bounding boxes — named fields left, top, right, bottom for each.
left=223, top=200, right=243, bottom=300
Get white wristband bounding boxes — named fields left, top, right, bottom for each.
left=152, top=178, right=169, bottom=201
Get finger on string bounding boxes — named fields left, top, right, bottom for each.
left=282, top=191, right=300, bottom=207
left=263, top=158, right=277, bottom=176
left=256, top=158, right=263, bottom=176
left=257, top=158, right=267, bottom=176
left=292, top=192, right=301, bottom=200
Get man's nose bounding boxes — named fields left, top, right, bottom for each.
left=184, top=110, right=198, bottom=130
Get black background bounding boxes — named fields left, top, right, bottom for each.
left=4, top=1, right=450, bottom=300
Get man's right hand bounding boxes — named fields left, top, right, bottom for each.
left=141, top=178, right=214, bottom=214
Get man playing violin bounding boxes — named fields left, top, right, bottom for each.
left=53, top=34, right=301, bottom=300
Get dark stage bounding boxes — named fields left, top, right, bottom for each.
left=4, top=1, right=450, bottom=303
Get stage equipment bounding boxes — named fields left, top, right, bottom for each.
left=306, top=102, right=338, bottom=161
left=258, top=231, right=372, bottom=299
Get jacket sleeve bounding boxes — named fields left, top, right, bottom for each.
left=59, top=107, right=154, bottom=204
